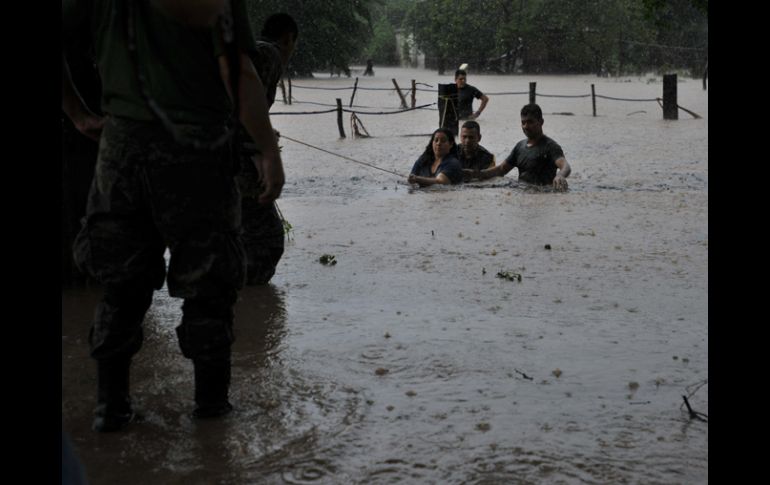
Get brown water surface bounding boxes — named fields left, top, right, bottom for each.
left=62, top=67, right=708, bottom=484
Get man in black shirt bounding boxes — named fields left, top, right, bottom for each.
left=455, top=69, right=489, bottom=122
left=456, top=120, right=495, bottom=173
left=467, top=104, right=571, bottom=191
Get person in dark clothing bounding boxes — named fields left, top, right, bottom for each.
left=443, top=69, right=489, bottom=136
left=456, top=120, right=495, bottom=175
left=62, top=0, right=284, bottom=431
left=238, top=13, right=298, bottom=285
left=62, top=35, right=102, bottom=286
left=455, top=69, right=489, bottom=122
left=408, top=128, right=463, bottom=186
left=467, top=104, right=570, bottom=191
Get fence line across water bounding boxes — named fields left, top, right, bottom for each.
left=272, top=74, right=700, bottom=138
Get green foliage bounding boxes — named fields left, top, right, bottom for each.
left=246, top=0, right=375, bottom=76
left=364, top=15, right=399, bottom=65
left=245, top=0, right=706, bottom=76
left=402, top=0, right=705, bottom=75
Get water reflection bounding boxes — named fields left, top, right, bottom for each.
left=233, top=284, right=288, bottom=368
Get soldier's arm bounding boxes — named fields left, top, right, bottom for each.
left=62, top=53, right=104, bottom=142
left=219, top=53, right=284, bottom=204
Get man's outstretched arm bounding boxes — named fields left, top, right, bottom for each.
left=553, top=157, right=571, bottom=190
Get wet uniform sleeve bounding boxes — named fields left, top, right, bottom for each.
left=249, top=42, right=284, bottom=107
left=473, top=86, right=483, bottom=99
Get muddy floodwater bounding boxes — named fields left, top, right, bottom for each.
left=62, top=67, right=708, bottom=484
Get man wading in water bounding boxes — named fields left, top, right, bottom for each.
left=464, top=103, right=571, bottom=191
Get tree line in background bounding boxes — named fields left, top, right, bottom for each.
left=246, top=0, right=707, bottom=78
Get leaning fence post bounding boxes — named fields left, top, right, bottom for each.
left=288, top=76, right=292, bottom=105
left=663, top=74, right=678, bottom=120
left=279, top=78, right=287, bottom=104
left=529, top=82, right=536, bottom=104
left=591, top=84, right=596, bottom=117
left=392, top=79, right=408, bottom=108
left=336, top=98, right=346, bottom=138
left=349, top=77, right=359, bottom=107
left=411, top=79, right=416, bottom=108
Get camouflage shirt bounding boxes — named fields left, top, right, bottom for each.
left=248, top=40, right=284, bottom=108
left=237, top=39, right=284, bottom=196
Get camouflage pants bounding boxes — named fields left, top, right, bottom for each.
left=73, top=117, right=246, bottom=362
left=236, top=154, right=285, bottom=285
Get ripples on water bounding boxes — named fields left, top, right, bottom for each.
left=62, top=68, right=707, bottom=484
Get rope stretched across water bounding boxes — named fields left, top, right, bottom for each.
left=280, top=134, right=407, bottom=178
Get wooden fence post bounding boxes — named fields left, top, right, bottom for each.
left=663, top=74, right=678, bottom=120
left=279, top=78, right=287, bottom=104
left=529, top=82, right=536, bottom=104
left=336, top=98, right=346, bottom=138
left=411, top=79, right=416, bottom=108
left=349, top=77, right=359, bottom=107
left=288, top=76, right=292, bottom=105
left=591, top=84, right=596, bottom=117
left=392, top=79, right=408, bottom=108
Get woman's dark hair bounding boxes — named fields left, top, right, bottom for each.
left=420, top=128, right=456, bottom=164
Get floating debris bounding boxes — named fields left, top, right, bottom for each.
left=628, top=381, right=640, bottom=391
left=476, top=422, right=491, bottom=432
left=405, top=390, right=417, bottom=397
left=552, top=369, right=563, bottom=378
left=544, top=244, right=552, bottom=250
left=384, top=332, right=391, bottom=339
left=319, top=254, right=337, bottom=265
left=375, top=368, right=389, bottom=376
left=514, top=369, right=534, bottom=381
left=256, top=399, right=280, bottom=410
left=496, top=270, right=522, bottom=282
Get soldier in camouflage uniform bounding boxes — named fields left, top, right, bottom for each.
left=237, top=13, right=298, bottom=285
left=62, top=0, right=284, bottom=431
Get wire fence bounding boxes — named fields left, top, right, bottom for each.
left=272, top=75, right=701, bottom=137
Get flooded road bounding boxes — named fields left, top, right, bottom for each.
left=62, top=67, right=708, bottom=483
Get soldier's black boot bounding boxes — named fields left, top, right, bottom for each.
left=192, top=358, right=233, bottom=419
left=92, top=358, right=135, bottom=432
